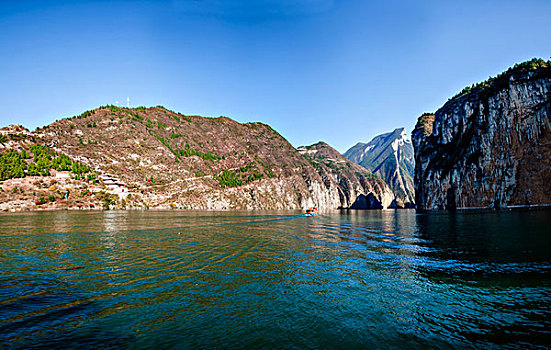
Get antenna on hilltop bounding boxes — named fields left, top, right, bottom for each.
left=127, top=97, right=130, bottom=108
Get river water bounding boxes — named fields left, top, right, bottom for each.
left=0, top=210, right=550, bottom=349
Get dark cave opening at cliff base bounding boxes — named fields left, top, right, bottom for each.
left=446, top=187, right=457, bottom=211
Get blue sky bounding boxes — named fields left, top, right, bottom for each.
left=1, top=0, right=550, bottom=152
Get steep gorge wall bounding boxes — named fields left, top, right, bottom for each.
left=412, top=65, right=551, bottom=211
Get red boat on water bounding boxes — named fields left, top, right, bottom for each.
left=305, top=206, right=318, bottom=216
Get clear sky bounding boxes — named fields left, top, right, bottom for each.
left=1, top=0, right=550, bottom=152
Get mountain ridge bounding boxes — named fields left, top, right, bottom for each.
left=0, top=106, right=394, bottom=211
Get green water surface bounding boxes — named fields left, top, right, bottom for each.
left=0, top=210, right=550, bottom=349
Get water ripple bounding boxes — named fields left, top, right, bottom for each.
left=0, top=210, right=550, bottom=348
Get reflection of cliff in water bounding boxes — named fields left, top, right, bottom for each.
left=413, top=210, right=551, bottom=283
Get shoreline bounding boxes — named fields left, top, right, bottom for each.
left=2, top=204, right=551, bottom=214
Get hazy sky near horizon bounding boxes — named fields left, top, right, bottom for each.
left=1, top=0, right=550, bottom=152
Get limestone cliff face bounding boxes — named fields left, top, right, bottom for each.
left=298, top=142, right=394, bottom=209
left=344, top=128, right=415, bottom=207
left=412, top=61, right=551, bottom=211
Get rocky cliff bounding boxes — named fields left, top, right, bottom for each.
left=344, top=128, right=415, bottom=207
left=0, top=106, right=394, bottom=211
left=412, top=59, right=551, bottom=211
left=297, top=142, right=394, bottom=209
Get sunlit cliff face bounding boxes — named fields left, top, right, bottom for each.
left=413, top=66, right=551, bottom=211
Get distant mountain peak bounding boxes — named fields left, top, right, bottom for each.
left=392, top=127, right=405, bottom=134
left=344, top=128, right=415, bottom=207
